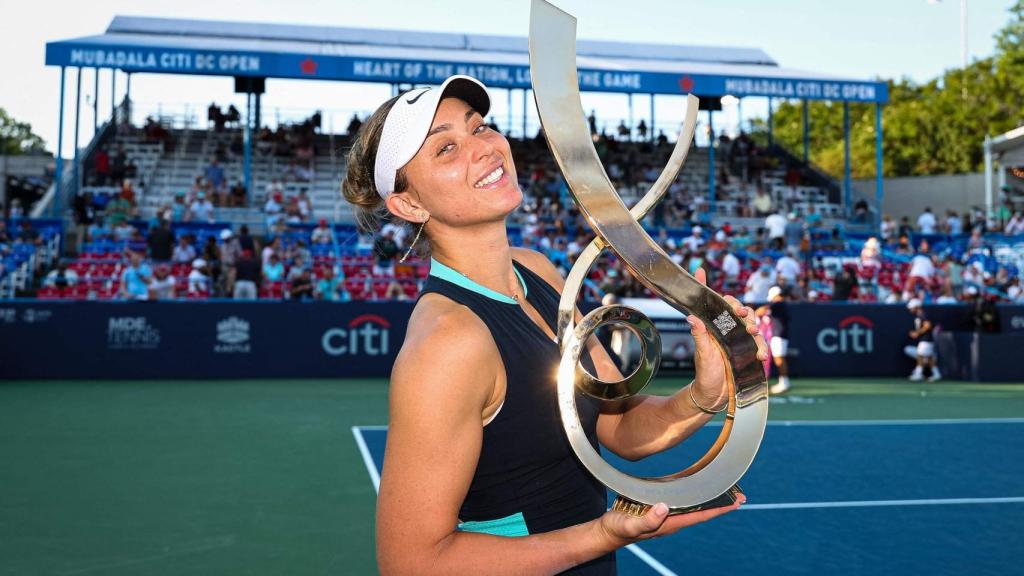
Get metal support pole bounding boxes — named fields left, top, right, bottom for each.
left=649, top=94, right=655, bottom=142
left=522, top=89, right=529, bottom=139
left=737, top=98, right=743, bottom=134
left=843, top=101, right=852, bottom=215
left=93, top=68, right=99, bottom=134
left=708, top=110, right=716, bottom=217
left=244, top=92, right=253, bottom=208
left=875, top=104, right=884, bottom=230
left=125, top=72, right=132, bottom=125
left=767, top=97, right=773, bottom=147
left=111, top=69, right=116, bottom=118
left=73, top=68, right=82, bottom=198
left=984, top=135, right=993, bottom=222
left=254, top=93, right=262, bottom=133
left=627, top=93, right=634, bottom=141
left=55, top=67, right=66, bottom=219
left=802, top=99, right=809, bottom=164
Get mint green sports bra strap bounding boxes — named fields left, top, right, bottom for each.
left=457, top=511, right=529, bottom=537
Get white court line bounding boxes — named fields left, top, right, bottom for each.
left=702, top=417, right=1024, bottom=428
left=625, top=543, right=678, bottom=576
left=352, top=426, right=672, bottom=576
left=742, top=496, right=1024, bottom=510
left=351, top=426, right=380, bottom=493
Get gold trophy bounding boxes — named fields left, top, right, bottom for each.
left=529, top=0, right=769, bottom=515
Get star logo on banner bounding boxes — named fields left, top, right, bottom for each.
left=300, top=57, right=318, bottom=75
left=678, top=75, right=695, bottom=93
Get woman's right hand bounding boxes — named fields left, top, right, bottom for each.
left=596, top=496, right=745, bottom=548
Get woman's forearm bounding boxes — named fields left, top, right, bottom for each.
left=379, top=517, right=617, bottom=576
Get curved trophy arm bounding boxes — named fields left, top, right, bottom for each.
left=530, top=0, right=768, bottom=513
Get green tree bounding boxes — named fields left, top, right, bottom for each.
left=752, top=2, right=1024, bottom=178
left=0, top=108, right=48, bottom=155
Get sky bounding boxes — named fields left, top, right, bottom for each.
left=0, top=0, right=1013, bottom=157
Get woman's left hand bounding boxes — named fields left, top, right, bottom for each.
left=686, top=268, right=768, bottom=411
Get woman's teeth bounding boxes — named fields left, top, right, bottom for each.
left=474, top=166, right=504, bottom=188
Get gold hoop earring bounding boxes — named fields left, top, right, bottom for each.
left=399, top=215, right=429, bottom=263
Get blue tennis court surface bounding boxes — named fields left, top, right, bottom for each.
left=355, top=419, right=1024, bottom=575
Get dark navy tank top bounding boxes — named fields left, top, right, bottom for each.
left=419, top=257, right=615, bottom=576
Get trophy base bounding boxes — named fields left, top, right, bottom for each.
left=611, top=485, right=744, bottom=517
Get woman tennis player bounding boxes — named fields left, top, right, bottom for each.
left=342, top=75, right=766, bottom=575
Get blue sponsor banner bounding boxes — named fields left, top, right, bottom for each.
left=0, top=301, right=412, bottom=380
left=45, top=41, right=888, bottom=102
left=2, top=301, right=1014, bottom=380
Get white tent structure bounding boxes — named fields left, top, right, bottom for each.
left=984, top=125, right=1024, bottom=217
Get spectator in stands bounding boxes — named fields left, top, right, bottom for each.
left=1006, top=211, right=1024, bottom=235
left=188, top=258, right=210, bottom=295
left=616, top=119, right=630, bottom=140
left=743, top=264, right=775, bottom=304
left=112, top=220, right=135, bottom=241
left=720, top=247, right=741, bottom=291
left=230, top=249, right=261, bottom=300
left=93, top=147, right=110, bottom=186
left=18, top=220, right=43, bottom=246
left=172, top=236, right=197, bottom=265
left=189, top=191, right=215, bottom=223
left=832, top=264, right=857, bottom=301
left=204, top=159, right=225, bottom=201
left=879, top=214, right=896, bottom=244
left=765, top=210, right=786, bottom=251
left=681, top=226, right=704, bottom=252
left=148, top=263, right=176, bottom=300
left=917, top=207, right=937, bottom=234
left=284, top=197, right=303, bottom=224
left=120, top=251, right=152, bottom=300
left=373, top=229, right=399, bottom=277
left=218, top=229, right=239, bottom=294
left=784, top=212, right=804, bottom=252
left=935, top=285, right=958, bottom=304
left=315, top=266, right=349, bottom=302
left=636, top=119, right=647, bottom=140
left=264, top=192, right=284, bottom=229
left=346, top=113, right=363, bottom=136
left=312, top=219, right=333, bottom=245
left=897, top=216, right=914, bottom=239
left=287, top=254, right=309, bottom=283
left=904, top=241, right=935, bottom=300
left=201, top=236, right=222, bottom=294
left=1007, top=277, right=1023, bottom=303
left=87, top=216, right=111, bottom=242
left=169, top=191, right=188, bottom=221
left=0, top=220, right=11, bottom=245
left=907, top=298, right=940, bottom=382
left=894, top=233, right=914, bottom=256
left=263, top=253, right=285, bottom=284
left=261, top=236, right=281, bottom=268
left=236, top=224, right=258, bottom=257
left=965, top=286, right=1000, bottom=332
left=291, top=239, right=312, bottom=267
left=775, top=249, right=801, bottom=283
left=72, top=191, right=96, bottom=250
left=296, top=190, right=312, bottom=222
left=945, top=210, right=963, bottom=235
left=229, top=180, right=247, bottom=208
left=752, top=187, right=772, bottom=217
left=105, top=189, right=134, bottom=228
left=289, top=267, right=315, bottom=300
left=43, top=262, right=78, bottom=289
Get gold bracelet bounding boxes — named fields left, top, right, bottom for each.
left=688, top=384, right=726, bottom=415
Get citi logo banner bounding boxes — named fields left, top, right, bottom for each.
left=322, top=314, right=391, bottom=356
left=816, top=315, right=874, bottom=354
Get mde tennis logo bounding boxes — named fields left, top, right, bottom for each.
left=816, top=315, right=874, bottom=354
left=322, top=314, right=391, bottom=356
left=215, top=316, right=251, bottom=353
left=107, top=316, right=161, bottom=350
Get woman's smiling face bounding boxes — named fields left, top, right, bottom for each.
left=399, top=97, right=522, bottom=226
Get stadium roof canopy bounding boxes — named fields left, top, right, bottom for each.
left=45, top=16, right=888, bottom=103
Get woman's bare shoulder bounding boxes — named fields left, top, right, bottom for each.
left=391, top=293, right=499, bottom=397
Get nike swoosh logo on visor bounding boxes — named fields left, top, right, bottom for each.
left=406, top=89, right=431, bottom=104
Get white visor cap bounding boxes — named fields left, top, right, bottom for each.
left=373, top=75, right=491, bottom=200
